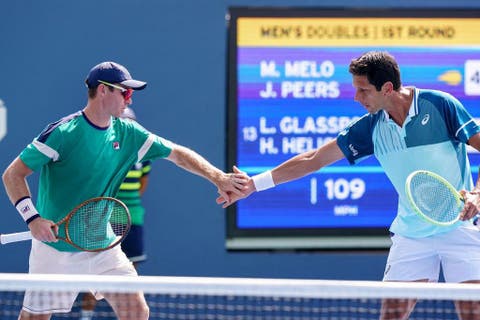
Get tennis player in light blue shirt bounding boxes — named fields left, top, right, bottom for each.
left=337, top=87, right=478, bottom=239
left=218, top=51, right=480, bottom=320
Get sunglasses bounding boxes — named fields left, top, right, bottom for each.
left=98, top=80, right=133, bottom=101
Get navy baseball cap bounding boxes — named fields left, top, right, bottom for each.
left=85, top=61, right=147, bottom=90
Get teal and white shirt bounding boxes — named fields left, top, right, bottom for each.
left=20, top=111, right=173, bottom=251
left=337, top=88, right=480, bottom=238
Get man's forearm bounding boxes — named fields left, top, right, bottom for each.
left=2, top=158, right=33, bottom=204
left=169, top=145, right=223, bottom=185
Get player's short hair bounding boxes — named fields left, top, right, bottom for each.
left=348, top=51, right=401, bottom=91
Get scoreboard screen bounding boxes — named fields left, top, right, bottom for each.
left=226, top=7, right=480, bottom=250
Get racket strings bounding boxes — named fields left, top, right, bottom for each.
left=409, top=174, right=463, bottom=223
left=66, top=199, right=130, bottom=251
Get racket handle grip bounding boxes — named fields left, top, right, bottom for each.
left=0, top=231, right=33, bottom=244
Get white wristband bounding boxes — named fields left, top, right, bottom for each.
left=252, top=171, right=275, bottom=191
left=15, top=197, right=40, bottom=224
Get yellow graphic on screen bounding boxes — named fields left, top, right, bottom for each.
left=437, top=70, right=462, bottom=86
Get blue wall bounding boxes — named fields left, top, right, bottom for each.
left=0, top=0, right=478, bottom=280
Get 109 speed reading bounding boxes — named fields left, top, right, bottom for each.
left=310, top=177, right=366, bottom=204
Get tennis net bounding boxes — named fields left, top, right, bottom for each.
left=0, top=273, right=479, bottom=319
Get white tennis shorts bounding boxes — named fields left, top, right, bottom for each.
left=383, top=225, right=480, bottom=283
left=23, top=239, right=137, bottom=314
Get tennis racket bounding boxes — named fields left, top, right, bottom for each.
left=405, top=170, right=464, bottom=226
left=0, top=197, right=131, bottom=252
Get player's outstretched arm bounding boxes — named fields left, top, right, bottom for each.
left=217, top=139, right=345, bottom=208
left=166, top=144, right=248, bottom=202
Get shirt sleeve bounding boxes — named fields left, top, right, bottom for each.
left=19, top=128, right=64, bottom=172
left=336, top=114, right=376, bottom=165
left=439, top=91, right=480, bottom=143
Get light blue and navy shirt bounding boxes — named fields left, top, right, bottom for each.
left=19, top=111, right=173, bottom=251
left=337, top=88, right=480, bottom=238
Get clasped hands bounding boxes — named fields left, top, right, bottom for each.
left=216, top=166, right=255, bottom=208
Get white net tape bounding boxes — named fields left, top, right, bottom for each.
left=0, top=273, right=478, bottom=319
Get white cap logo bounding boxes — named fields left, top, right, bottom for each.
left=0, top=99, right=6, bottom=142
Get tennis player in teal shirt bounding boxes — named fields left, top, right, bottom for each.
left=2, top=61, right=248, bottom=320
left=218, top=51, right=480, bottom=320
left=79, top=107, right=153, bottom=320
